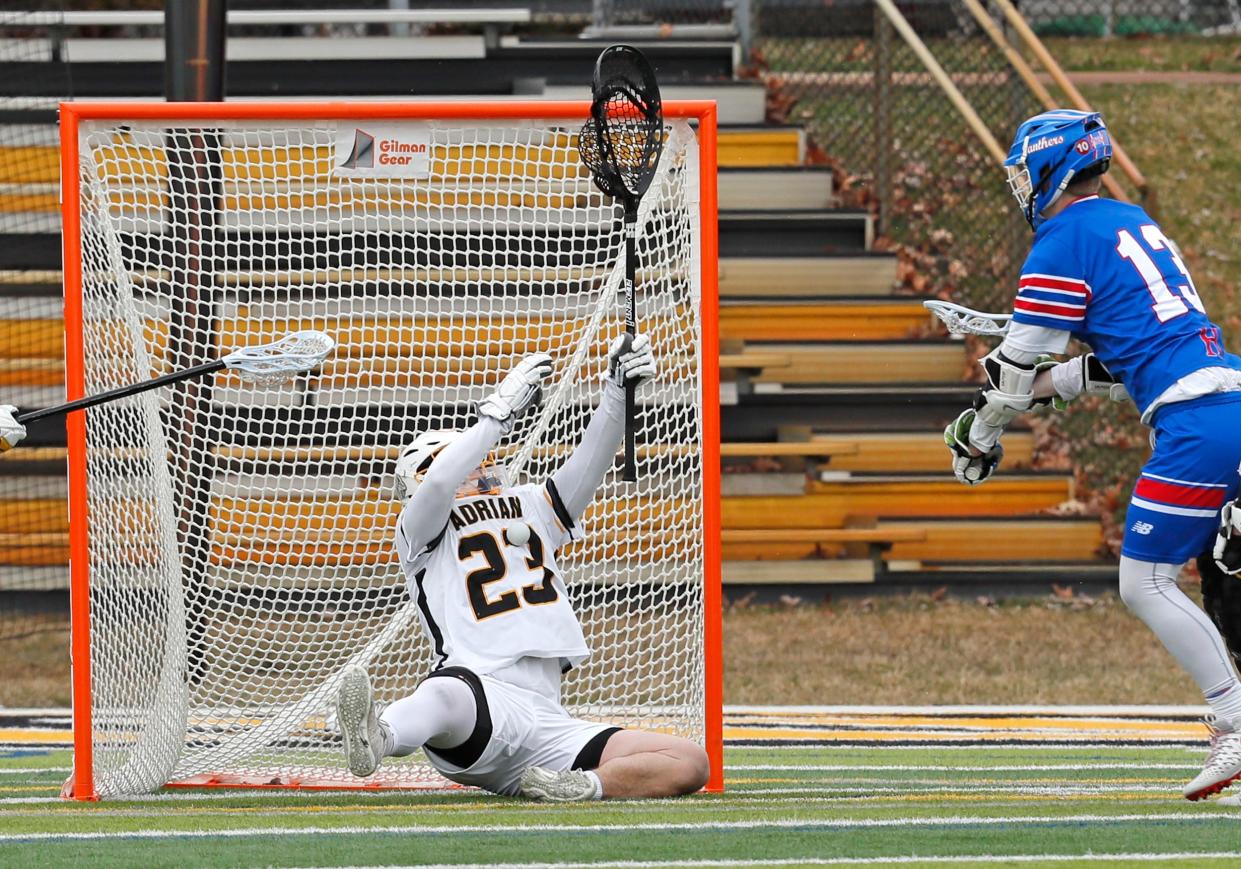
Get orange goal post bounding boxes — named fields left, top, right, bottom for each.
left=58, top=99, right=721, bottom=799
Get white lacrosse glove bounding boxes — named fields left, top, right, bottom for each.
left=1214, top=500, right=1241, bottom=576
left=477, top=353, right=553, bottom=434
left=605, top=333, right=657, bottom=390
left=944, top=408, right=1004, bottom=486
left=0, top=405, right=25, bottom=451
left=1046, top=353, right=1129, bottom=409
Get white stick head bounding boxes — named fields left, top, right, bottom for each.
left=223, top=330, right=335, bottom=385
left=923, top=300, right=1012, bottom=337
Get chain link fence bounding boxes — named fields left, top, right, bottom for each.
left=746, top=1, right=1184, bottom=555
left=751, top=2, right=1040, bottom=315
left=0, top=7, right=73, bottom=656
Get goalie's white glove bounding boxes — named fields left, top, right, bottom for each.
left=477, top=353, right=553, bottom=434
left=605, top=333, right=657, bottom=390
left=944, top=408, right=1004, bottom=486
left=1214, top=499, right=1241, bottom=576
left=1046, top=352, right=1129, bottom=409
left=0, top=405, right=25, bottom=451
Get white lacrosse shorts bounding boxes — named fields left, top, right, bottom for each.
left=420, top=666, right=621, bottom=796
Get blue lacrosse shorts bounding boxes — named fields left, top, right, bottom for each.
left=1122, top=392, right=1241, bottom=565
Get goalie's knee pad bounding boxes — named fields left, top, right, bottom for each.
left=974, top=347, right=1036, bottom=430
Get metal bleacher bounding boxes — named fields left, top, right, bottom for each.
left=0, top=6, right=1109, bottom=604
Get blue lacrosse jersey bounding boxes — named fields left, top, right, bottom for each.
left=1011, top=196, right=1241, bottom=416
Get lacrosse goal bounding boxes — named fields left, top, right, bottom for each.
left=59, top=100, right=721, bottom=799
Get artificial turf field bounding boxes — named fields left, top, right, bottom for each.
left=3, top=709, right=1241, bottom=868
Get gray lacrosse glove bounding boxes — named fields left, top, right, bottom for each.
left=1214, top=500, right=1241, bottom=576
left=1046, top=352, right=1128, bottom=410
left=605, top=333, right=657, bottom=389
left=944, top=408, right=1004, bottom=486
left=477, top=353, right=553, bottom=433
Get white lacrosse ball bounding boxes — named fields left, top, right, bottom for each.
left=505, top=522, right=531, bottom=546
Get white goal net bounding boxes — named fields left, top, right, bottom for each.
left=66, top=106, right=712, bottom=797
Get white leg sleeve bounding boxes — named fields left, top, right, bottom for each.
left=1118, top=556, right=1241, bottom=695
left=379, top=675, right=478, bottom=757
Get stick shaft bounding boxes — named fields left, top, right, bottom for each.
left=622, top=205, right=638, bottom=482
left=17, top=359, right=226, bottom=424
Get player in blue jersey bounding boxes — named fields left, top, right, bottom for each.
left=944, top=110, right=1241, bottom=800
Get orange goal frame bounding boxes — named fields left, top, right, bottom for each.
left=58, top=99, right=723, bottom=800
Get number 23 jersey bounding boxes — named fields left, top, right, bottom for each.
left=1011, top=196, right=1241, bottom=417
left=394, top=479, right=590, bottom=676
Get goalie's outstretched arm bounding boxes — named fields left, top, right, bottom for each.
left=550, top=334, right=656, bottom=521
left=400, top=354, right=552, bottom=553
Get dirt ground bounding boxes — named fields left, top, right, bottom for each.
left=724, top=592, right=1202, bottom=706
left=0, top=592, right=1209, bottom=709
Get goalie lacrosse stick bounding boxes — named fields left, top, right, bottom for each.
left=17, top=330, right=334, bottom=424
left=577, top=44, right=664, bottom=482
left=923, top=300, right=1012, bottom=337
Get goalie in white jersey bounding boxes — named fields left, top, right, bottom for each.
left=336, top=333, right=710, bottom=801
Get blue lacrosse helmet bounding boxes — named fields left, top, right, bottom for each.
left=1004, top=109, right=1113, bottom=230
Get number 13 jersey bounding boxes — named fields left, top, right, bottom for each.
left=394, top=479, right=590, bottom=676
left=1011, top=196, right=1241, bottom=419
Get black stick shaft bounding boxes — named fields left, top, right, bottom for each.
left=16, top=359, right=227, bottom=424
left=622, top=206, right=638, bottom=482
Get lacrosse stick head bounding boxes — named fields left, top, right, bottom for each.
left=223, top=330, right=334, bottom=385
left=577, top=44, right=664, bottom=207
left=923, top=300, right=1012, bottom=338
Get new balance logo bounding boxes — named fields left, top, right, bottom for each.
left=341, top=129, right=375, bottom=169
left=1130, top=521, right=1154, bottom=536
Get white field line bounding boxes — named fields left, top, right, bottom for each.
left=729, top=763, right=1200, bottom=772
left=730, top=743, right=1208, bottom=751
left=0, top=786, right=1191, bottom=810
left=0, top=774, right=1195, bottom=806
left=279, top=855, right=1241, bottom=869
left=1, top=706, right=1214, bottom=718
left=0, top=767, right=71, bottom=775
left=728, top=786, right=1183, bottom=797
left=2, top=813, right=1239, bottom=842
left=725, top=705, right=1211, bottom=717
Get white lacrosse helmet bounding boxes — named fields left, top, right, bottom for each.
left=392, top=430, right=509, bottom=502
left=393, top=430, right=461, bottom=502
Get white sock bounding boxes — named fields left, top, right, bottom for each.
left=1205, top=680, right=1241, bottom=731
left=1118, top=557, right=1241, bottom=704
left=379, top=676, right=478, bottom=757
left=582, top=769, right=604, bottom=800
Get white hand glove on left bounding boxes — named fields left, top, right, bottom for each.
left=606, top=333, right=657, bottom=389
left=477, top=353, right=553, bottom=434
left=0, top=405, right=25, bottom=451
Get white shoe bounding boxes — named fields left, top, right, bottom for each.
left=336, top=665, right=386, bottom=778
left=519, top=766, right=601, bottom=802
left=1183, top=715, right=1241, bottom=801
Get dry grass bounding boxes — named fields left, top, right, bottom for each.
left=0, top=623, right=70, bottom=708
left=1043, top=36, right=1241, bottom=73
left=724, top=593, right=1202, bottom=706
left=3, top=596, right=1206, bottom=710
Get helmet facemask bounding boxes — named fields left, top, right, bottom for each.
left=1005, top=161, right=1035, bottom=224
left=393, top=434, right=509, bottom=503
left=458, top=458, right=508, bottom=499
